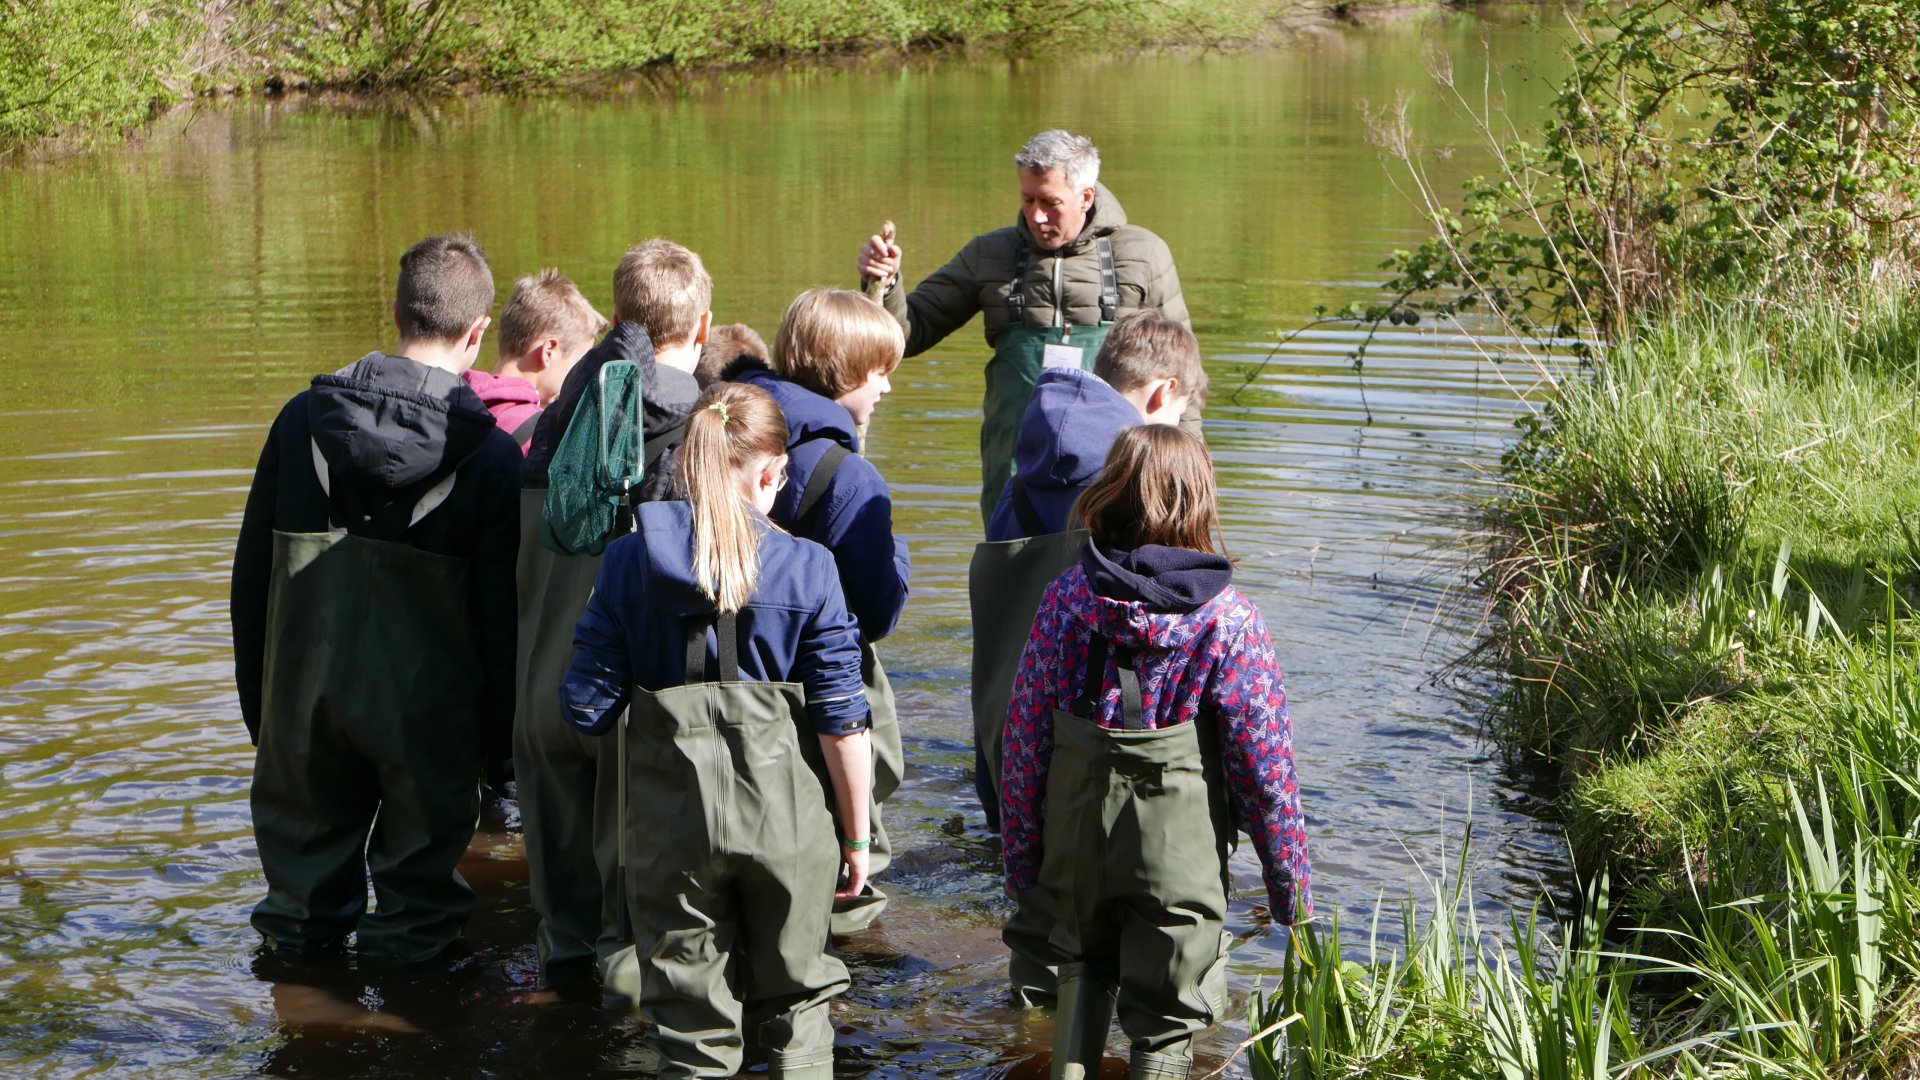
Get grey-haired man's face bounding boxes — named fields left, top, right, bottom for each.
left=1019, top=167, right=1096, bottom=252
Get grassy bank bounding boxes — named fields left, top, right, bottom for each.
left=1246, top=282, right=1920, bottom=1077
left=0, top=0, right=1447, bottom=153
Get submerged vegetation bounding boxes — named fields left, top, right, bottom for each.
left=1247, top=0, right=1920, bottom=1074
left=0, top=0, right=1425, bottom=153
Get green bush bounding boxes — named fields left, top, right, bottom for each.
left=1377, top=0, right=1920, bottom=340
left=0, top=0, right=192, bottom=148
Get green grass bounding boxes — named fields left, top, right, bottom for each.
left=1247, top=275, right=1920, bottom=1077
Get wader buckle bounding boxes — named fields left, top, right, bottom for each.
left=1115, top=758, right=1169, bottom=796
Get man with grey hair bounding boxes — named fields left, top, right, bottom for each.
left=857, top=128, right=1193, bottom=521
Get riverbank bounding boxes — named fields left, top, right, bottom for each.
left=1248, top=277, right=1920, bottom=1077
left=2, top=0, right=1474, bottom=154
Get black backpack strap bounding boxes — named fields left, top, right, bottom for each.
left=643, top=420, right=689, bottom=471
left=510, top=411, right=541, bottom=450
left=794, top=443, right=852, bottom=530
left=1095, top=237, right=1120, bottom=324
left=683, top=611, right=741, bottom=684
left=1010, top=477, right=1047, bottom=537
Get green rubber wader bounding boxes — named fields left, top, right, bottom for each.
left=510, top=490, right=638, bottom=998
left=818, top=642, right=902, bottom=936
left=624, top=614, right=848, bottom=1079
left=1041, top=640, right=1234, bottom=1079
left=250, top=530, right=485, bottom=964
left=979, top=322, right=1111, bottom=522
left=968, top=528, right=1083, bottom=1003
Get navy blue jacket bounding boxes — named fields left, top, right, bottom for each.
left=734, top=366, right=911, bottom=643
left=559, top=502, right=869, bottom=736
left=985, top=368, right=1142, bottom=543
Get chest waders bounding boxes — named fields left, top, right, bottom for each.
left=250, top=527, right=485, bottom=965
left=966, top=489, right=1084, bottom=1003
left=791, top=444, right=904, bottom=937
left=978, top=238, right=1119, bottom=520
left=623, top=612, right=849, bottom=1080
left=510, top=489, right=642, bottom=1000
left=518, top=371, right=672, bottom=1002
left=1042, top=638, right=1235, bottom=1080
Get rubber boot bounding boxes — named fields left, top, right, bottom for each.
left=1128, top=1047, right=1192, bottom=1079
left=1051, top=974, right=1117, bottom=1079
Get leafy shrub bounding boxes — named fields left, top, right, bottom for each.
left=0, top=0, right=192, bottom=148
left=1381, top=0, right=1920, bottom=339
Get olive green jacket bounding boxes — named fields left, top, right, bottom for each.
left=881, top=184, right=1190, bottom=356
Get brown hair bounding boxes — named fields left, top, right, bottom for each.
left=1071, top=425, right=1226, bottom=555
left=1092, top=308, right=1207, bottom=404
left=497, top=269, right=608, bottom=360
left=612, top=238, right=712, bottom=347
left=675, top=382, right=789, bottom=614
left=696, top=323, right=769, bottom=388
left=395, top=234, right=494, bottom=345
left=770, top=288, right=904, bottom=399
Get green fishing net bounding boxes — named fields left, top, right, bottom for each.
left=541, top=360, right=644, bottom=556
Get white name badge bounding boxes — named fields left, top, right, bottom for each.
left=1042, top=342, right=1084, bottom=369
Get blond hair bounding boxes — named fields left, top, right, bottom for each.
left=497, top=269, right=607, bottom=360
left=770, top=288, right=904, bottom=399
left=676, top=382, right=789, bottom=614
left=612, top=238, right=712, bottom=347
left=1093, top=308, right=1208, bottom=404
left=1072, top=426, right=1227, bottom=556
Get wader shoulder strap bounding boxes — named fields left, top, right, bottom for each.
left=684, top=611, right=741, bottom=684
left=1079, top=634, right=1146, bottom=730
left=643, top=420, right=688, bottom=471
left=1095, top=237, right=1119, bottom=324
left=1009, top=239, right=1117, bottom=326
left=511, top=412, right=541, bottom=450
left=1010, top=478, right=1047, bottom=537
left=1006, top=242, right=1033, bottom=321
left=795, top=442, right=852, bottom=529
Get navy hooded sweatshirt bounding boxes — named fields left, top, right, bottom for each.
left=559, top=502, right=870, bottom=736
left=733, top=366, right=911, bottom=644
left=985, top=368, right=1142, bottom=543
left=229, top=352, right=523, bottom=771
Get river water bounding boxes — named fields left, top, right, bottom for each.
left=0, top=11, right=1572, bottom=1076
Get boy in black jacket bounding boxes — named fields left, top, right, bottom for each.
left=230, top=234, right=522, bottom=964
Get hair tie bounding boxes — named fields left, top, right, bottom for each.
left=707, top=401, right=730, bottom=425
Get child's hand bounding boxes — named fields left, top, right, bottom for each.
left=836, top=844, right=870, bottom=900
left=857, top=234, right=902, bottom=286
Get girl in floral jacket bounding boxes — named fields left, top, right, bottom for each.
left=999, top=424, right=1309, bottom=1079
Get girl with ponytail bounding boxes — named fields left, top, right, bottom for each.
left=560, top=381, right=872, bottom=1080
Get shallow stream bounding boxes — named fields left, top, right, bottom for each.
left=0, top=12, right=1573, bottom=1075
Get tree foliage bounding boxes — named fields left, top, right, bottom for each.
left=0, top=0, right=190, bottom=148
left=1383, top=0, right=1920, bottom=340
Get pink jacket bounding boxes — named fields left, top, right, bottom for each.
left=461, top=369, right=542, bottom=453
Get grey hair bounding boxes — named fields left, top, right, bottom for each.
left=1014, top=129, right=1100, bottom=191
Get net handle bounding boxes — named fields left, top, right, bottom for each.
left=597, top=361, right=646, bottom=499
